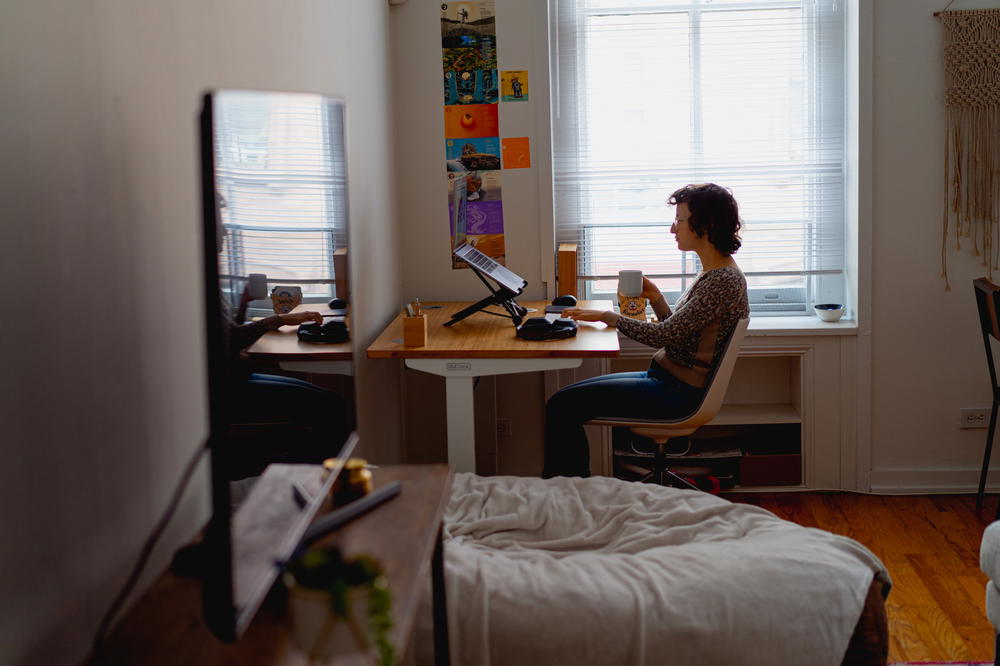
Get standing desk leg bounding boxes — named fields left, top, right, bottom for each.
left=406, top=357, right=583, bottom=472
left=405, top=358, right=584, bottom=474
left=432, top=523, right=450, bottom=666
left=444, top=376, right=476, bottom=474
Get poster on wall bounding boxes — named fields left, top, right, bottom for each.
left=441, top=2, right=496, bottom=47
left=446, top=137, right=504, bottom=268
left=442, top=41, right=497, bottom=72
left=441, top=1, right=506, bottom=269
left=441, top=1, right=497, bottom=106
left=444, top=69, right=498, bottom=105
left=446, top=137, right=501, bottom=171
left=500, top=70, right=528, bottom=101
left=448, top=171, right=505, bottom=269
left=501, top=137, right=531, bottom=169
left=443, top=103, right=499, bottom=139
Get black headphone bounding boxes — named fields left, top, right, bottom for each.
left=516, top=317, right=578, bottom=341
left=297, top=319, right=349, bottom=344
left=297, top=297, right=350, bottom=343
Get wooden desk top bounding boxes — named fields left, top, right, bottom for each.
left=244, top=304, right=353, bottom=362
left=366, top=300, right=620, bottom=359
left=90, top=465, right=452, bottom=666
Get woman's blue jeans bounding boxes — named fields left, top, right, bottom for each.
left=230, top=372, right=350, bottom=466
left=543, top=361, right=703, bottom=478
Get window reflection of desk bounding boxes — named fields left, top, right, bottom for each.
left=90, top=465, right=452, bottom=666
left=244, top=305, right=353, bottom=375
left=366, top=301, right=620, bottom=473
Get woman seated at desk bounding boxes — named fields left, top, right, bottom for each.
left=212, top=195, right=349, bottom=476
left=222, top=289, right=350, bottom=476
left=543, top=183, right=749, bottom=478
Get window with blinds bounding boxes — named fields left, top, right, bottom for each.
left=214, top=90, right=347, bottom=304
left=551, top=0, right=846, bottom=313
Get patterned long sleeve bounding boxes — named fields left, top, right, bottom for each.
left=615, top=267, right=749, bottom=381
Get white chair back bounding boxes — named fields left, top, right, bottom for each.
left=681, top=317, right=749, bottom=428
left=588, top=317, right=749, bottom=431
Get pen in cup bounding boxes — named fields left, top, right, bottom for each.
left=402, top=301, right=427, bottom=346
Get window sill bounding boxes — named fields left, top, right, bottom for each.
left=616, top=315, right=858, bottom=350
left=746, top=315, right=858, bottom=337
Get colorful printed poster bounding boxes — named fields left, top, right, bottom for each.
left=446, top=137, right=501, bottom=171
left=442, top=42, right=497, bottom=73
left=501, top=137, right=531, bottom=169
left=441, top=2, right=496, bottom=48
left=448, top=171, right=505, bottom=268
left=444, top=69, right=498, bottom=105
left=443, top=104, right=499, bottom=139
left=441, top=1, right=504, bottom=271
left=500, top=70, right=528, bottom=101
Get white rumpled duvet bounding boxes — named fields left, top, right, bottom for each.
left=413, top=473, right=891, bottom=666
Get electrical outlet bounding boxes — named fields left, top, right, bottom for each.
left=960, top=408, right=990, bottom=429
left=496, top=418, right=512, bottom=438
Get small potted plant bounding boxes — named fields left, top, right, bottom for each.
left=285, top=546, right=395, bottom=665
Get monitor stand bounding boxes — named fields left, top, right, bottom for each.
left=444, top=264, right=528, bottom=327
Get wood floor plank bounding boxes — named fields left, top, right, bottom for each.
left=907, top=553, right=978, bottom=628
left=906, top=554, right=976, bottom=661
left=888, top=555, right=959, bottom=660
left=726, top=491, right=996, bottom=663
left=957, top=573, right=991, bottom=621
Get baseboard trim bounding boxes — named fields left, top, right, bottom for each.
left=870, top=468, right=1000, bottom=494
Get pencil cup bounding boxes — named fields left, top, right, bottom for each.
left=403, top=315, right=427, bottom=347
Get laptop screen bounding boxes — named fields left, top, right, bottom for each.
left=453, top=242, right=526, bottom=294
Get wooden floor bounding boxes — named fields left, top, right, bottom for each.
left=726, top=492, right=997, bottom=663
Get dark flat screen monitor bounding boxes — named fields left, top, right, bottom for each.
left=197, top=89, right=354, bottom=642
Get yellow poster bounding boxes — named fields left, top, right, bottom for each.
left=500, top=70, right=528, bottom=102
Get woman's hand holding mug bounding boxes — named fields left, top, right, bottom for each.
left=641, top=276, right=664, bottom=305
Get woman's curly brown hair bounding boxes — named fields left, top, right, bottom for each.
left=668, top=183, right=743, bottom=256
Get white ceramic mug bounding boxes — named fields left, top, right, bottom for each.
left=247, top=273, right=268, bottom=300
left=618, top=270, right=643, bottom=297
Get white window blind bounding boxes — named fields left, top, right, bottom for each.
left=551, top=0, right=846, bottom=313
left=214, top=90, right=347, bottom=301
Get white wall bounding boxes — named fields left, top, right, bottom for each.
left=391, top=0, right=552, bottom=303
left=868, top=0, right=1000, bottom=492
left=0, top=2, right=399, bottom=664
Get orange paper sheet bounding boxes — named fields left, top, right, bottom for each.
left=501, top=137, right=531, bottom=169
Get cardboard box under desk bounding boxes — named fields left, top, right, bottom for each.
left=739, top=453, right=802, bottom=486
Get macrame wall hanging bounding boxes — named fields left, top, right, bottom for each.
left=938, top=8, right=1000, bottom=290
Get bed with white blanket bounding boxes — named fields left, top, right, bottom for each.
left=415, top=473, right=891, bottom=666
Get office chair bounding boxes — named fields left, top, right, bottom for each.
left=974, top=278, right=1000, bottom=517
left=225, top=420, right=308, bottom=479
left=588, top=318, right=749, bottom=491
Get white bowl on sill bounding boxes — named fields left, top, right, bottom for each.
left=813, top=303, right=846, bottom=322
